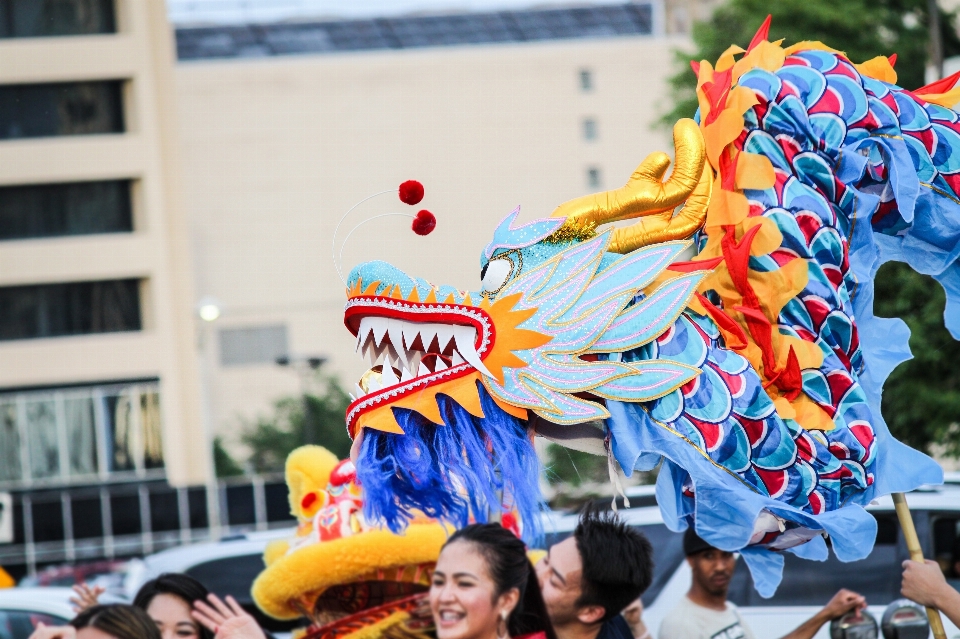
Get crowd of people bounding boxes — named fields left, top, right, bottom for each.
left=27, top=511, right=960, bottom=639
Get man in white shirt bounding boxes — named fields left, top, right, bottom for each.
left=659, top=529, right=867, bottom=639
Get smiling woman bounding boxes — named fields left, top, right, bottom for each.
left=430, top=524, right=557, bottom=639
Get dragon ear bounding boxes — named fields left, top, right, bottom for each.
left=550, top=118, right=710, bottom=251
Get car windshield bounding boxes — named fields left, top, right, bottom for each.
left=544, top=521, right=685, bottom=606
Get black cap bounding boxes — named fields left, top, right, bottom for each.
left=683, top=527, right=716, bottom=556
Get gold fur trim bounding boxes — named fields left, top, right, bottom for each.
left=252, top=524, right=449, bottom=620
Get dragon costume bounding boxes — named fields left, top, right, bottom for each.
left=340, top=21, right=958, bottom=595
left=252, top=446, right=448, bottom=638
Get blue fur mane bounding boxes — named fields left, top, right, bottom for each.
left=356, top=382, right=544, bottom=543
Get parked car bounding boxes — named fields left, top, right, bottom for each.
left=127, top=527, right=297, bottom=635
left=18, top=560, right=129, bottom=598
left=544, top=483, right=960, bottom=639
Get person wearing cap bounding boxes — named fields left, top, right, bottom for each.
left=658, top=528, right=867, bottom=639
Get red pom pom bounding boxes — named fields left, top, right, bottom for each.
left=411, top=209, right=436, bottom=236
left=399, top=180, right=424, bottom=205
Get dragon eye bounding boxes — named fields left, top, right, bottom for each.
left=481, top=256, right=514, bottom=295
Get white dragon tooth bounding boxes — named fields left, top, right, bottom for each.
left=349, top=393, right=356, bottom=401
left=354, top=383, right=366, bottom=398
left=402, top=323, right=420, bottom=351
left=357, top=317, right=373, bottom=351
left=366, top=376, right=382, bottom=392
left=420, top=324, right=439, bottom=352
left=370, top=317, right=388, bottom=347
left=406, top=349, right=423, bottom=373
left=400, top=366, right=413, bottom=382
left=380, top=362, right=399, bottom=386
left=387, top=319, right=404, bottom=357
left=452, top=326, right=493, bottom=377
left=418, top=361, right=431, bottom=377
left=434, top=357, right=448, bottom=372
left=435, top=324, right=455, bottom=353
left=451, top=351, right=465, bottom=366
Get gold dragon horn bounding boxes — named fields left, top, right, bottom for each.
left=550, top=118, right=709, bottom=252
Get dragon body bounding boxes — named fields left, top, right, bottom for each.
left=341, top=31, right=959, bottom=593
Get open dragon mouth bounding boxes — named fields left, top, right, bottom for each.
left=343, top=294, right=495, bottom=438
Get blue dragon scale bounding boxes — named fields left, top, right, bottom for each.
left=341, top=30, right=958, bottom=594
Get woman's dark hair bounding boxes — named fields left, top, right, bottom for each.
left=71, top=604, right=161, bottom=639
left=445, top=523, right=558, bottom=639
left=133, top=573, right=213, bottom=639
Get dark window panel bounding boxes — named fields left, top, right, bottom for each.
left=187, top=487, right=208, bottom=529
left=70, top=497, right=103, bottom=539
left=148, top=489, right=179, bottom=532
left=0, top=81, right=124, bottom=140
left=0, top=0, right=115, bottom=38
left=0, top=180, right=132, bottom=241
left=0, top=278, right=141, bottom=341
left=108, top=493, right=140, bottom=536
left=265, top=481, right=294, bottom=522
left=30, top=499, right=64, bottom=542
left=225, top=484, right=255, bottom=526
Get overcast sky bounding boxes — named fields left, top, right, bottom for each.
left=167, top=0, right=627, bottom=25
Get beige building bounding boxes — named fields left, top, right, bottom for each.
left=0, top=3, right=209, bottom=490
left=171, top=5, right=690, bottom=453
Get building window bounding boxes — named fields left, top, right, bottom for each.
left=0, top=279, right=141, bottom=341
left=0, top=180, right=132, bottom=241
left=219, top=325, right=289, bottom=367
left=579, top=69, right=593, bottom=92
left=0, top=80, right=124, bottom=140
left=0, top=381, right=163, bottom=486
left=0, top=0, right=115, bottom=38
left=583, top=117, right=598, bottom=141
left=587, top=167, right=602, bottom=189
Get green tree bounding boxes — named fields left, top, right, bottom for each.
left=213, top=436, right=244, bottom=477
left=242, top=373, right=353, bottom=473
left=663, top=0, right=960, bottom=455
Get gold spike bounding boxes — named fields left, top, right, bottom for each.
left=390, top=285, right=403, bottom=299
left=424, top=288, right=438, bottom=304
left=363, top=280, right=380, bottom=295
left=608, top=163, right=712, bottom=253
left=463, top=292, right=472, bottom=306
left=407, top=287, right=421, bottom=303
left=551, top=119, right=706, bottom=226
left=442, top=293, right=456, bottom=304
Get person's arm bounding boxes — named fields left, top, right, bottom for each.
left=902, top=559, right=960, bottom=628
left=779, top=589, right=866, bottom=639
left=193, top=594, right=267, bottom=639
left=69, top=583, right=104, bottom=613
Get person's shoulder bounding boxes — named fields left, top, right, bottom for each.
left=658, top=600, right=701, bottom=639
left=598, top=614, right=633, bottom=639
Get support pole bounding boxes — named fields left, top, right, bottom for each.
left=892, top=492, right=947, bottom=639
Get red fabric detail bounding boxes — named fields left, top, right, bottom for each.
left=412, top=210, right=436, bottom=235
left=803, top=296, right=830, bottom=331
left=795, top=212, right=823, bottom=245
left=755, top=467, right=787, bottom=497
left=940, top=173, right=960, bottom=200
left=916, top=69, right=960, bottom=95
left=696, top=293, right=748, bottom=350
left=747, top=15, right=772, bottom=52
left=795, top=433, right=814, bottom=462
left=808, top=87, right=841, bottom=115
left=690, top=417, right=722, bottom=450
left=888, top=53, right=897, bottom=68
left=702, top=68, right=733, bottom=126
left=301, top=492, right=318, bottom=510
left=739, top=417, right=766, bottom=445
left=329, top=459, right=356, bottom=486
left=690, top=60, right=701, bottom=76
left=719, top=149, right=740, bottom=191
left=398, top=180, right=425, bottom=205
left=850, top=424, right=876, bottom=450
left=826, top=370, right=855, bottom=405
left=667, top=256, right=724, bottom=272
left=766, top=346, right=802, bottom=401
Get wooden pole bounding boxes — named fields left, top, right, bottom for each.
left=892, top=492, right=947, bottom=639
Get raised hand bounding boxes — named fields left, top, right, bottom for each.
left=70, top=583, right=105, bottom=613
left=192, top=594, right=267, bottom=639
